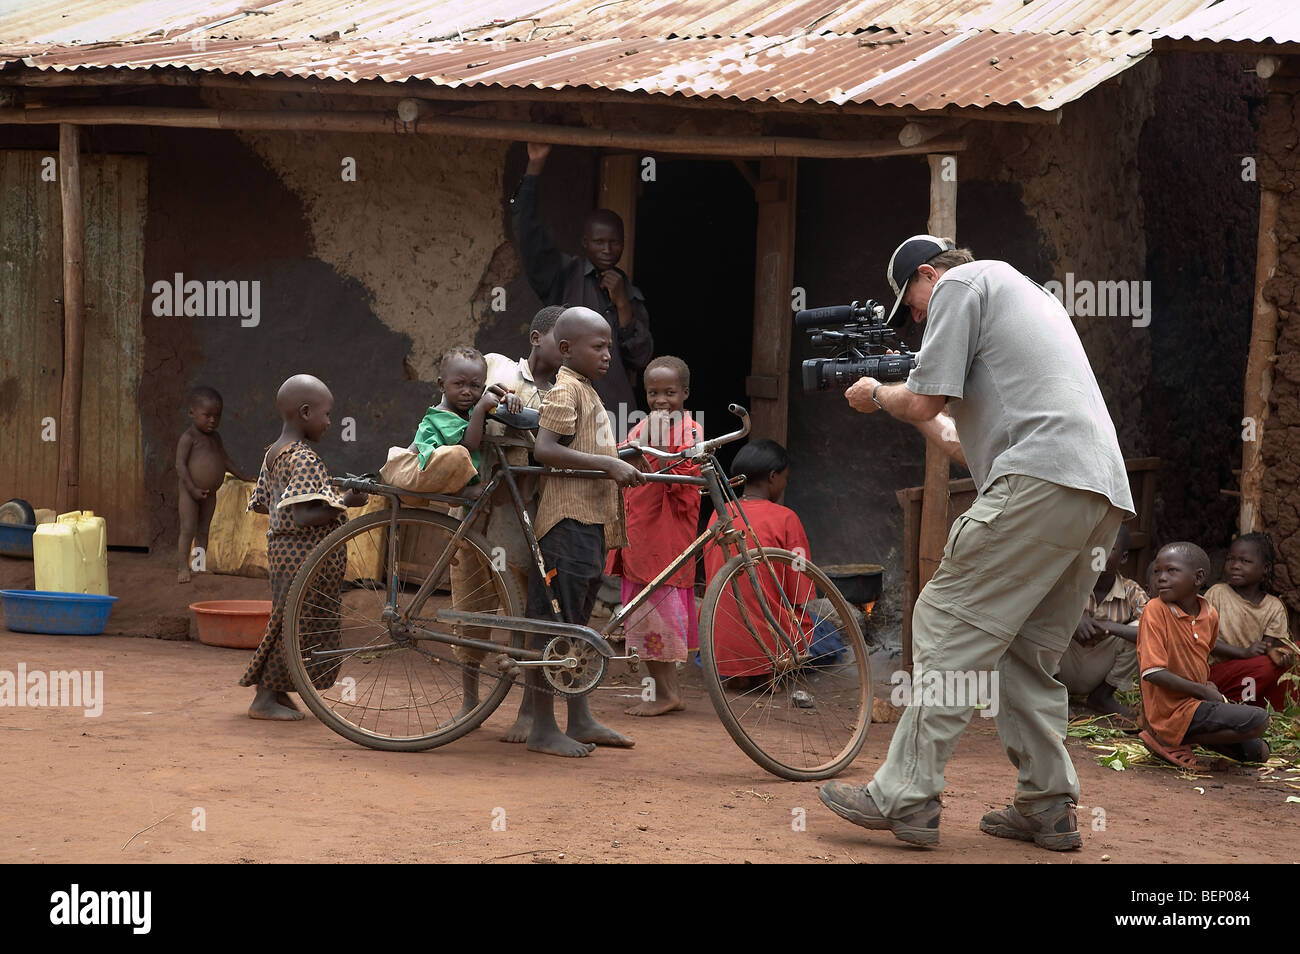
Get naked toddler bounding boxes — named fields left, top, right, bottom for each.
left=176, top=385, right=253, bottom=583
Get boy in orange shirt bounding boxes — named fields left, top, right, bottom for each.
left=1137, top=542, right=1270, bottom=768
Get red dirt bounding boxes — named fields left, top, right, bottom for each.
left=1, top=552, right=1294, bottom=864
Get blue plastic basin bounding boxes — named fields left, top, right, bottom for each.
left=0, top=524, right=36, bottom=558
left=0, top=590, right=119, bottom=635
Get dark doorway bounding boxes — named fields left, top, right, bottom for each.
left=633, top=159, right=756, bottom=473
left=634, top=159, right=757, bottom=588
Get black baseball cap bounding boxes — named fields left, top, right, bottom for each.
left=885, top=234, right=956, bottom=328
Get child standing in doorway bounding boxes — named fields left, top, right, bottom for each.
left=239, top=374, right=367, bottom=721
left=608, top=355, right=703, bottom=716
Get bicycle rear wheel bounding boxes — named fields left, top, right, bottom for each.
left=699, top=547, right=872, bottom=781
left=283, top=507, right=524, bottom=751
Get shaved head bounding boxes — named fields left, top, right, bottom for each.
left=276, top=373, right=332, bottom=420
left=554, top=306, right=608, bottom=342
left=1158, top=541, right=1210, bottom=577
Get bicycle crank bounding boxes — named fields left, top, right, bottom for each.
left=537, top=636, right=607, bottom=696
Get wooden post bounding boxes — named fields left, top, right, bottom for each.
left=918, top=154, right=957, bottom=588
left=747, top=158, right=798, bottom=444
left=598, top=154, right=639, bottom=281
left=56, top=122, right=84, bottom=514
left=1240, top=182, right=1282, bottom=535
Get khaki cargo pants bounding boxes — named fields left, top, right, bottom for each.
left=868, top=474, right=1125, bottom=816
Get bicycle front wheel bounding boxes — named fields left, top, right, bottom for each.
left=699, top=547, right=872, bottom=781
left=283, top=507, right=524, bottom=751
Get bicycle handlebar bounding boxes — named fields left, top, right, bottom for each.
left=688, top=404, right=751, bottom=458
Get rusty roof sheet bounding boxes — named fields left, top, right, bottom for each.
left=0, top=0, right=1218, bottom=45
left=1157, top=0, right=1300, bottom=46
left=0, top=29, right=1153, bottom=110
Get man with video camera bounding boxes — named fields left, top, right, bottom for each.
left=819, top=235, right=1134, bottom=851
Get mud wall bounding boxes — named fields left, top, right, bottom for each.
left=1259, top=80, right=1300, bottom=617
left=1139, top=52, right=1266, bottom=571
left=0, top=109, right=580, bottom=550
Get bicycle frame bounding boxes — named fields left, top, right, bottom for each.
left=336, top=405, right=808, bottom=673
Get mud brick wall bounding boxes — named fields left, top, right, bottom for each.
left=1259, top=85, right=1300, bottom=616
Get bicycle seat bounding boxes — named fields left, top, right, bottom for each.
left=490, top=404, right=540, bottom=430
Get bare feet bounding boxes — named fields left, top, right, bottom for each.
left=500, top=689, right=535, bottom=743
left=177, top=568, right=191, bottom=584
left=249, top=687, right=305, bottom=721
left=624, top=697, right=685, bottom=716
left=526, top=725, right=596, bottom=757
left=625, top=661, right=683, bottom=716
left=567, top=717, right=635, bottom=747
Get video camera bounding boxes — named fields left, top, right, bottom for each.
left=796, top=300, right=917, bottom=392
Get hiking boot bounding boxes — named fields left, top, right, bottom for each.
left=979, top=799, right=1081, bottom=851
left=818, top=782, right=941, bottom=846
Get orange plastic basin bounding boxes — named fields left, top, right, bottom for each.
left=189, top=600, right=272, bottom=650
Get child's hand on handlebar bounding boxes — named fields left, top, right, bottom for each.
left=605, top=458, right=646, bottom=487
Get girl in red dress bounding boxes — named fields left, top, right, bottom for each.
left=607, top=356, right=703, bottom=716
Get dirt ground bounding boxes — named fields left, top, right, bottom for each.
left=1, top=552, right=1295, bottom=864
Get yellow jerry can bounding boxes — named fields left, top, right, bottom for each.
left=33, top=510, right=109, bottom=595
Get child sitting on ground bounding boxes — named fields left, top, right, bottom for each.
left=176, top=385, right=254, bottom=583
left=1057, top=523, right=1147, bottom=716
left=410, top=346, right=517, bottom=498
left=240, top=374, right=367, bottom=721
left=1206, top=532, right=1298, bottom=711
left=1137, top=541, right=1270, bottom=768
left=704, top=439, right=819, bottom=688
left=524, top=306, right=645, bottom=757
left=606, top=355, right=703, bottom=717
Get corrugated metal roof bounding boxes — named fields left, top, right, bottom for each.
left=0, top=0, right=1217, bottom=45
left=1157, top=0, right=1300, bottom=46
left=0, top=30, right=1152, bottom=110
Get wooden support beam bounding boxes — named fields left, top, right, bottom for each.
left=0, top=105, right=967, bottom=159
left=0, top=68, right=1066, bottom=123
left=1241, top=181, right=1282, bottom=534
left=747, top=158, right=798, bottom=445
left=56, top=122, right=84, bottom=514
left=597, top=154, right=639, bottom=282
left=908, top=152, right=958, bottom=667
left=898, top=120, right=958, bottom=148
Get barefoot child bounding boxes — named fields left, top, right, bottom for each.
left=607, top=355, right=703, bottom=716
left=1137, top=542, right=1270, bottom=767
left=1056, top=523, right=1147, bottom=716
left=1206, top=533, right=1298, bottom=711
left=442, top=309, right=563, bottom=729
left=526, top=306, right=645, bottom=757
left=176, top=386, right=253, bottom=583
left=704, top=440, right=818, bottom=687
left=239, top=374, right=368, bottom=721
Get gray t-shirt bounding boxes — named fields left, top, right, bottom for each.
left=905, top=260, right=1135, bottom=515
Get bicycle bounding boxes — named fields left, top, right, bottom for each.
left=281, top=404, right=872, bottom=780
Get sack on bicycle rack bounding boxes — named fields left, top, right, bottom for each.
left=379, top=444, right=477, bottom=494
